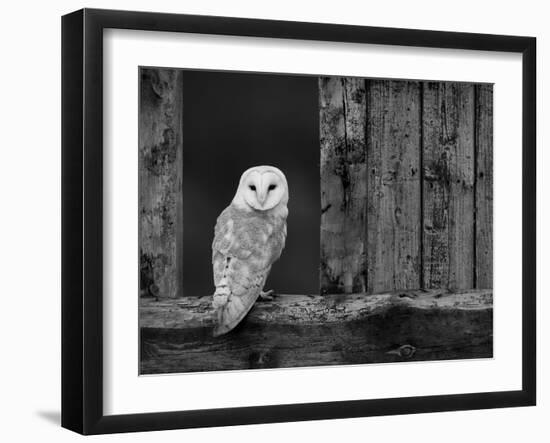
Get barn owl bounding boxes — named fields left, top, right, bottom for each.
left=211, top=165, right=288, bottom=337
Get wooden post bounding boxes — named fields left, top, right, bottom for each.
left=366, top=80, right=422, bottom=293
left=475, top=84, right=493, bottom=289
left=139, top=68, right=184, bottom=299
left=422, top=82, right=475, bottom=290
left=319, top=77, right=367, bottom=294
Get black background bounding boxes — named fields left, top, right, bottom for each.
left=181, top=70, right=320, bottom=297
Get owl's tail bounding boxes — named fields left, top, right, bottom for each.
left=212, top=289, right=261, bottom=337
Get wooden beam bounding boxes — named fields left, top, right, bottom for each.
left=140, top=289, right=492, bottom=373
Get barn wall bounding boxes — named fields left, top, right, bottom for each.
left=319, top=77, right=493, bottom=294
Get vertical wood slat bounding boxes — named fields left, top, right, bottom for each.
left=319, top=77, right=367, bottom=294
left=139, top=68, right=184, bottom=298
left=422, top=82, right=475, bottom=290
left=475, top=84, right=493, bottom=289
left=366, top=80, right=422, bottom=293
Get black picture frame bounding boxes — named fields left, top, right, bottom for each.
left=62, top=8, right=536, bottom=435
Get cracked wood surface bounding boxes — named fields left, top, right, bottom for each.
left=422, top=82, right=475, bottom=290
left=319, top=77, right=367, bottom=294
left=140, top=289, right=492, bottom=373
left=319, top=79, right=492, bottom=295
left=139, top=68, right=184, bottom=299
left=475, top=84, right=494, bottom=289
left=366, top=80, right=422, bottom=293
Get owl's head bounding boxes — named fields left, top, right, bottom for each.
left=233, top=165, right=289, bottom=211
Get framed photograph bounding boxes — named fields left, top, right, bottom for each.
left=62, top=8, right=536, bottom=435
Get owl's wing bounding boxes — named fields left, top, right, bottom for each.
left=211, top=208, right=276, bottom=337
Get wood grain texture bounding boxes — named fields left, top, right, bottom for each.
left=319, top=77, right=367, bottom=294
left=139, top=68, right=184, bottom=298
left=367, top=80, right=422, bottom=293
left=422, top=82, right=475, bottom=290
left=140, top=289, right=492, bottom=373
left=475, top=84, right=494, bottom=289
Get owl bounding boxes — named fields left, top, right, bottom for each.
left=211, top=165, right=288, bottom=337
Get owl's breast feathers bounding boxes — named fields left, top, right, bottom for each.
left=211, top=203, right=287, bottom=336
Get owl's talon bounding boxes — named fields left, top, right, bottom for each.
left=259, top=289, right=275, bottom=301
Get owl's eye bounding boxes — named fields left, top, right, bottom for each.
left=268, top=184, right=277, bottom=191
left=249, top=185, right=256, bottom=191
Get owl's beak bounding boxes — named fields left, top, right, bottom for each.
left=257, top=189, right=267, bottom=205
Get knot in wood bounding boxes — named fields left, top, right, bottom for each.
left=387, top=344, right=416, bottom=359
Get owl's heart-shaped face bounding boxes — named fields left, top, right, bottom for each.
left=234, top=166, right=288, bottom=211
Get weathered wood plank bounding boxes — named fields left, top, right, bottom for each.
left=366, top=80, right=422, bottom=293
left=422, top=82, right=475, bottom=290
left=319, top=77, right=367, bottom=294
left=139, top=68, right=184, bottom=298
left=140, top=289, right=492, bottom=373
left=475, top=84, right=493, bottom=289
left=140, top=289, right=492, bottom=328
